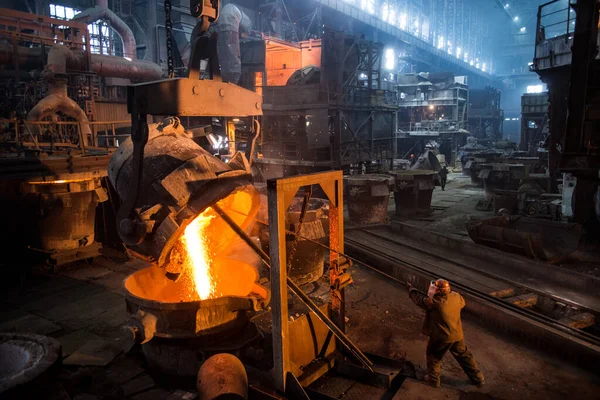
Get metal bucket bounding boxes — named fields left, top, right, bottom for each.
left=344, top=174, right=395, bottom=225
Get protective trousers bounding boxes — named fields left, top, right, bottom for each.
left=426, top=338, right=484, bottom=385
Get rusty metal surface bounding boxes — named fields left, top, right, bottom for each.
left=0, top=177, right=104, bottom=255
left=266, top=171, right=373, bottom=392
left=108, top=119, right=257, bottom=265
left=467, top=216, right=582, bottom=261
left=258, top=196, right=329, bottom=285
left=197, top=353, right=248, bottom=399
left=0, top=8, right=89, bottom=50
left=141, top=323, right=261, bottom=381
left=124, top=267, right=263, bottom=340
left=127, top=79, right=262, bottom=117
left=389, top=170, right=436, bottom=216
left=344, top=175, right=394, bottom=225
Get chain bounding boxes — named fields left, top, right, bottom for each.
left=164, top=0, right=174, bottom=78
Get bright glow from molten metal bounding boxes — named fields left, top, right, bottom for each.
left=182, top=210, right=215, bottom=300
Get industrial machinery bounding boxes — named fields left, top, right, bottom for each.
left=110, top=1, right=410, bottom=397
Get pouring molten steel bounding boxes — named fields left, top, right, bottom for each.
left=163, top=187, right=265, bottom=302
left=183, top=211, right=216, bottom=300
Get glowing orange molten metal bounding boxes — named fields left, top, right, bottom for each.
left=163, top=186, right=263, bottom=302
left=182, top=210, right=215, bottom=300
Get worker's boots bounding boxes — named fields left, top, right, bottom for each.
left=424, top=374, right=441, bottom=388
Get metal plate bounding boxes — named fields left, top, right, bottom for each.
left=128, top=79, right=263, bottom=117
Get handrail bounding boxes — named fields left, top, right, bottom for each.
left=535, top=0, right=576, bottom=49
left=0, top=118, right=131, bottom=153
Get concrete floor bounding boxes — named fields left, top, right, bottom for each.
left=1, top=174, right=598, bottom=398
left=346, top=266, right=600, bottom=400
left=389, top=172, right=493, bottom=240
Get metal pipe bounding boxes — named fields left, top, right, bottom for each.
left=211, top=204, right=375, bottom=372
left=90, top=54, right=163, bottom=81
left=72, top=0, right=137, bottom=59
left=2, top=44, right=163, bottom=81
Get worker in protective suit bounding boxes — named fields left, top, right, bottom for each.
left=408, top=279, right=484, bottom=388
left=215, top=3, right=252, bottom=84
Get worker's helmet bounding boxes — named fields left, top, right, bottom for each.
left=435, top=279, right=451, bottom=294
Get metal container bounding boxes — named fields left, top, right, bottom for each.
left=492, top=189, right=519, bottom=215
left=0, top=333, right=61, bottom=398
left=108, top=119, right=260, bottom=269
left=0, top=176, right=105, bottom=260
left=21, top=178, right=104, bottom=251
left=123, top=267, right=267, bottom=379
left=467, top=216, right=582, bottom=261
left=124, top=267, right=266, bottom=340
left=389, top=170, right=437, bottom=216
left=479, top=163, right=527, bottom=199
left=344, top=174, right=395, bottom=225
left=258, top=196, right=329, bottom=285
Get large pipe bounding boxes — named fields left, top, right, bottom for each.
left=21, top=42, right=161, bottom=140
left=90, top=54, right=162, bottom=80
left=215, top=3, right=252, bottom=84
left=0, top=45, right=163, bottom=82
left=26, top=80, right=92, bottom=139
left=72, top=0, right=137, bottom=59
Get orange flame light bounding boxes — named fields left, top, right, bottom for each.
left=182, top=209, right=216, bottom=300
left=164, top=187, right=264, bottom=303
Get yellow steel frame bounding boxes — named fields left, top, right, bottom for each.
left=267, top=171, right=345, bottom=392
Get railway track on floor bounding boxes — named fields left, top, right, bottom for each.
left=345, top=227, right=600, bottom=368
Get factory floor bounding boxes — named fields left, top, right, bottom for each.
left=1, top=253, right=598, bottom=399
left=1, top=174, right=597, bottom=399
left=346, top=265, right=600, bottom=400
left=389, top=172, right=494, bottom=240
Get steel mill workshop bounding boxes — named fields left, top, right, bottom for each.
left=0, top=0, right=599, bottom=399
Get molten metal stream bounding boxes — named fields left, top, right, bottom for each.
left=182, top=210, right=215, bottom=300
left=164, top=187, right=262, bottom=302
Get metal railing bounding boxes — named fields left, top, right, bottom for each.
left=0, top=8, right=90, bottom=51
left=535, top=0, right=576, bottom=47
left=0, top=119, right=130, bottom=155
left=397, top=120, right=468, bottom=136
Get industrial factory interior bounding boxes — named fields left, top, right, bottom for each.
left=1, top=0, right=600, bottom=398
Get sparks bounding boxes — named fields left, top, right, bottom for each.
left=182, top=210, right=215, bottom=300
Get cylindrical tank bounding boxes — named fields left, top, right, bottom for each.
left=344, top=175, right=395, bottom=225
left=389, top=170, right=437, bottom=216
left=108, top=119, right=259, bottom=269
left=197, top=354, right=248, bottom=400
left=480, top=163, right=527, bottom=200
left=22, top=178, right=103, bottom=251
left=123, top=266, right=267, bottom=379
left=257, top=196, right=329, bottom=285
left=0, top=176, right=105, bottom=260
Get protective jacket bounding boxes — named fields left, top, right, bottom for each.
left=409, top=288, right=465, bottom=342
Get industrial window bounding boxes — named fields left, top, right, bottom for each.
left=361, top=0, right=375, bottom=15
left=49, top=4, right=120, bottom=56
left=381, top=3, right=396, bottom=25
left=384, top=48, right=395, bottom=70
left=526, top=85, right=544, bottom=94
